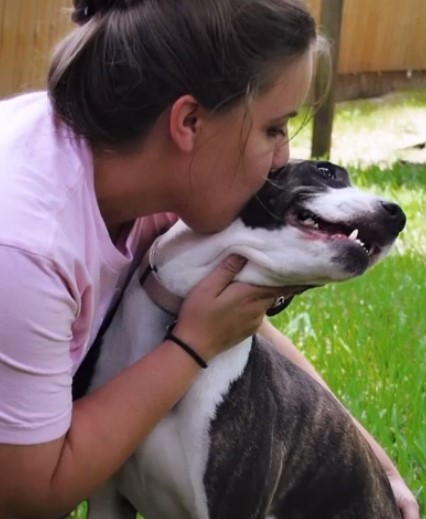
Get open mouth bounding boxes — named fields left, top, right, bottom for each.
left=291, top=208, right=377, bottom=257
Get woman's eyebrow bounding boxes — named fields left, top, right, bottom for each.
left=270, top=111, right=299, bottom=122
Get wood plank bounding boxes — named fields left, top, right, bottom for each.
left=0, top=1, right=7, bottom=96
left=15, top=0, right=38, bottom=92
left=338, top=0, right=426, bottom=73
left=0, top=0, right=22, bottom=97
left=29, top=0, right=52, bottom=90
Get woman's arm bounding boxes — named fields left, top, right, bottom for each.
left=0, top=340, right=201, bottom=519
left=259, top=318, right=420, bottom=519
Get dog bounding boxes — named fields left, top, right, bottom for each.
left=76, top=160, right=406, bottom=519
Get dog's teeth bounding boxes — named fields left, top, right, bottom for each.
left=348, top=229, right=358, bottom=240
left=304, top=218, right=316, bottom=226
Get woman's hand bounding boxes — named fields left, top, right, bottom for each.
left=388, top=472, right=420, bottom=519
left=174, top=254, right=297, bottom=361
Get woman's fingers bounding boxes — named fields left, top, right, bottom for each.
left=193, top=254, right=247, bottom=298
left=388, top=475, right=420, bottom=519
left=175, top=256, right=310, bottom=360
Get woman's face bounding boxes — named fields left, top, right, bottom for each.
left=177, top=49, right=314, bottom=233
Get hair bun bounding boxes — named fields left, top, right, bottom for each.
left=71, top=0, right=122, bottom=25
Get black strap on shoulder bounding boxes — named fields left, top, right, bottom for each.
left=71, top=282, right=129, bottom=400
left=72, top=222, right=174, bottom=400
left=72, top=257, right=143, bottom=400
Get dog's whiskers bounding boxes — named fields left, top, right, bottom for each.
left=264, top=175, right=286, bottom=190
left=253, top=194, right=283, bottom=222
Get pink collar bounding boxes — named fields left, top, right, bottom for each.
left=139, top=244, right=183, bottom=316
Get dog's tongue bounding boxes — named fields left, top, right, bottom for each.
left=329, top=233, right=349, bottom=240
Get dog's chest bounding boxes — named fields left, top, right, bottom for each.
left=91, top=278, right=253, bottom=519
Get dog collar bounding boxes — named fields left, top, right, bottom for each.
left=139, top=239, right=296, bottom=317
left=139, top=242, right=183, bottom=316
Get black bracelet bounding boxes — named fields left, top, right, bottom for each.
left=164, top=324, right=208, bottom=369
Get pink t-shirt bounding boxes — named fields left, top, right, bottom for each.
left=0, top=92, right=177, bottom=445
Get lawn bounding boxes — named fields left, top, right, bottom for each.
left=69, top=91, right=426, bottom=518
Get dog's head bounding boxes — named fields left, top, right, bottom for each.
left=152, top=160, right=406, bottom=295
left=239, top=160, right=406, bottom=280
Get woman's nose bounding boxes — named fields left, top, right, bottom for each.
left=271, top=142, right=290, bottom=170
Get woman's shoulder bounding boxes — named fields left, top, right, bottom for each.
left=0, top=90, right=90, bottom=178
left=0, top=91, right=54, bottom=145
left=0, top=91, right=95, bottom=259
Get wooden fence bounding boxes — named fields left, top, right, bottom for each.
left=1, top=0, right=426, bottom=99
left=0, top=0, right=72, bottom=97
left=308, top=0, right=426, bottom=74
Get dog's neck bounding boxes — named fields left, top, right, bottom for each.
left=143, top=215, right=358, bottom=307
left=132, top=223, right=256, bottom=387
left=145, top=219, right=322, bottom=299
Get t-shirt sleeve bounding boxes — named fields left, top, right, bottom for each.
left=0, top=246, right=77, bottom=445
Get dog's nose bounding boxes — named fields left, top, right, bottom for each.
left=380, top=201, right=406, bottom=233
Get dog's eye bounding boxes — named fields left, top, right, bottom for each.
left=317, top=167, right=336, bottom=180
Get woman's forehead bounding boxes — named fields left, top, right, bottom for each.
left=251, top=52, right=314, bottom=120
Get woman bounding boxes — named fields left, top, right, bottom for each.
left=0, top=0, right=418, bottom=518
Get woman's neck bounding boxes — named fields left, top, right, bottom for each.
left=92, top=139, right=180, bottom=230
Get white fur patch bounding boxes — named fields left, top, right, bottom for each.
left=117, top=339, right=252, bottom=519
left=305, top=187, right=383, bottom=222
left=88, top=271, right=252, bottom=519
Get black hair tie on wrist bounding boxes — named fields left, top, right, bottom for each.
left=164, top=322, right=208, bottom=369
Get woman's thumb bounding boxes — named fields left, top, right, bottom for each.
left=221, top=254, right=247, bottom=276
left=200, top=254, right=247, bottom=296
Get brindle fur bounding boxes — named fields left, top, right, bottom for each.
left=205, top=335, right=400, bottom=519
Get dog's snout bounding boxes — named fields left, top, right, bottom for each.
left=380, top=201, right=406, bottom=233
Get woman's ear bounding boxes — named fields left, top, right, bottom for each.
left=169, top=95, right=202, bottom=153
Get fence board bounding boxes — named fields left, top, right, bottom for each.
left=0, top=0, right=21, bottom=96
left=0, top=0, right=72, bottom=97
left=0, top=0, right=425, bottom=99
left=16, top=1, right=37, bottom=91
left=311, top=0, right=426, bottom=73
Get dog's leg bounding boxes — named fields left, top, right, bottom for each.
left=87, top=480, right=136, bottom=519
